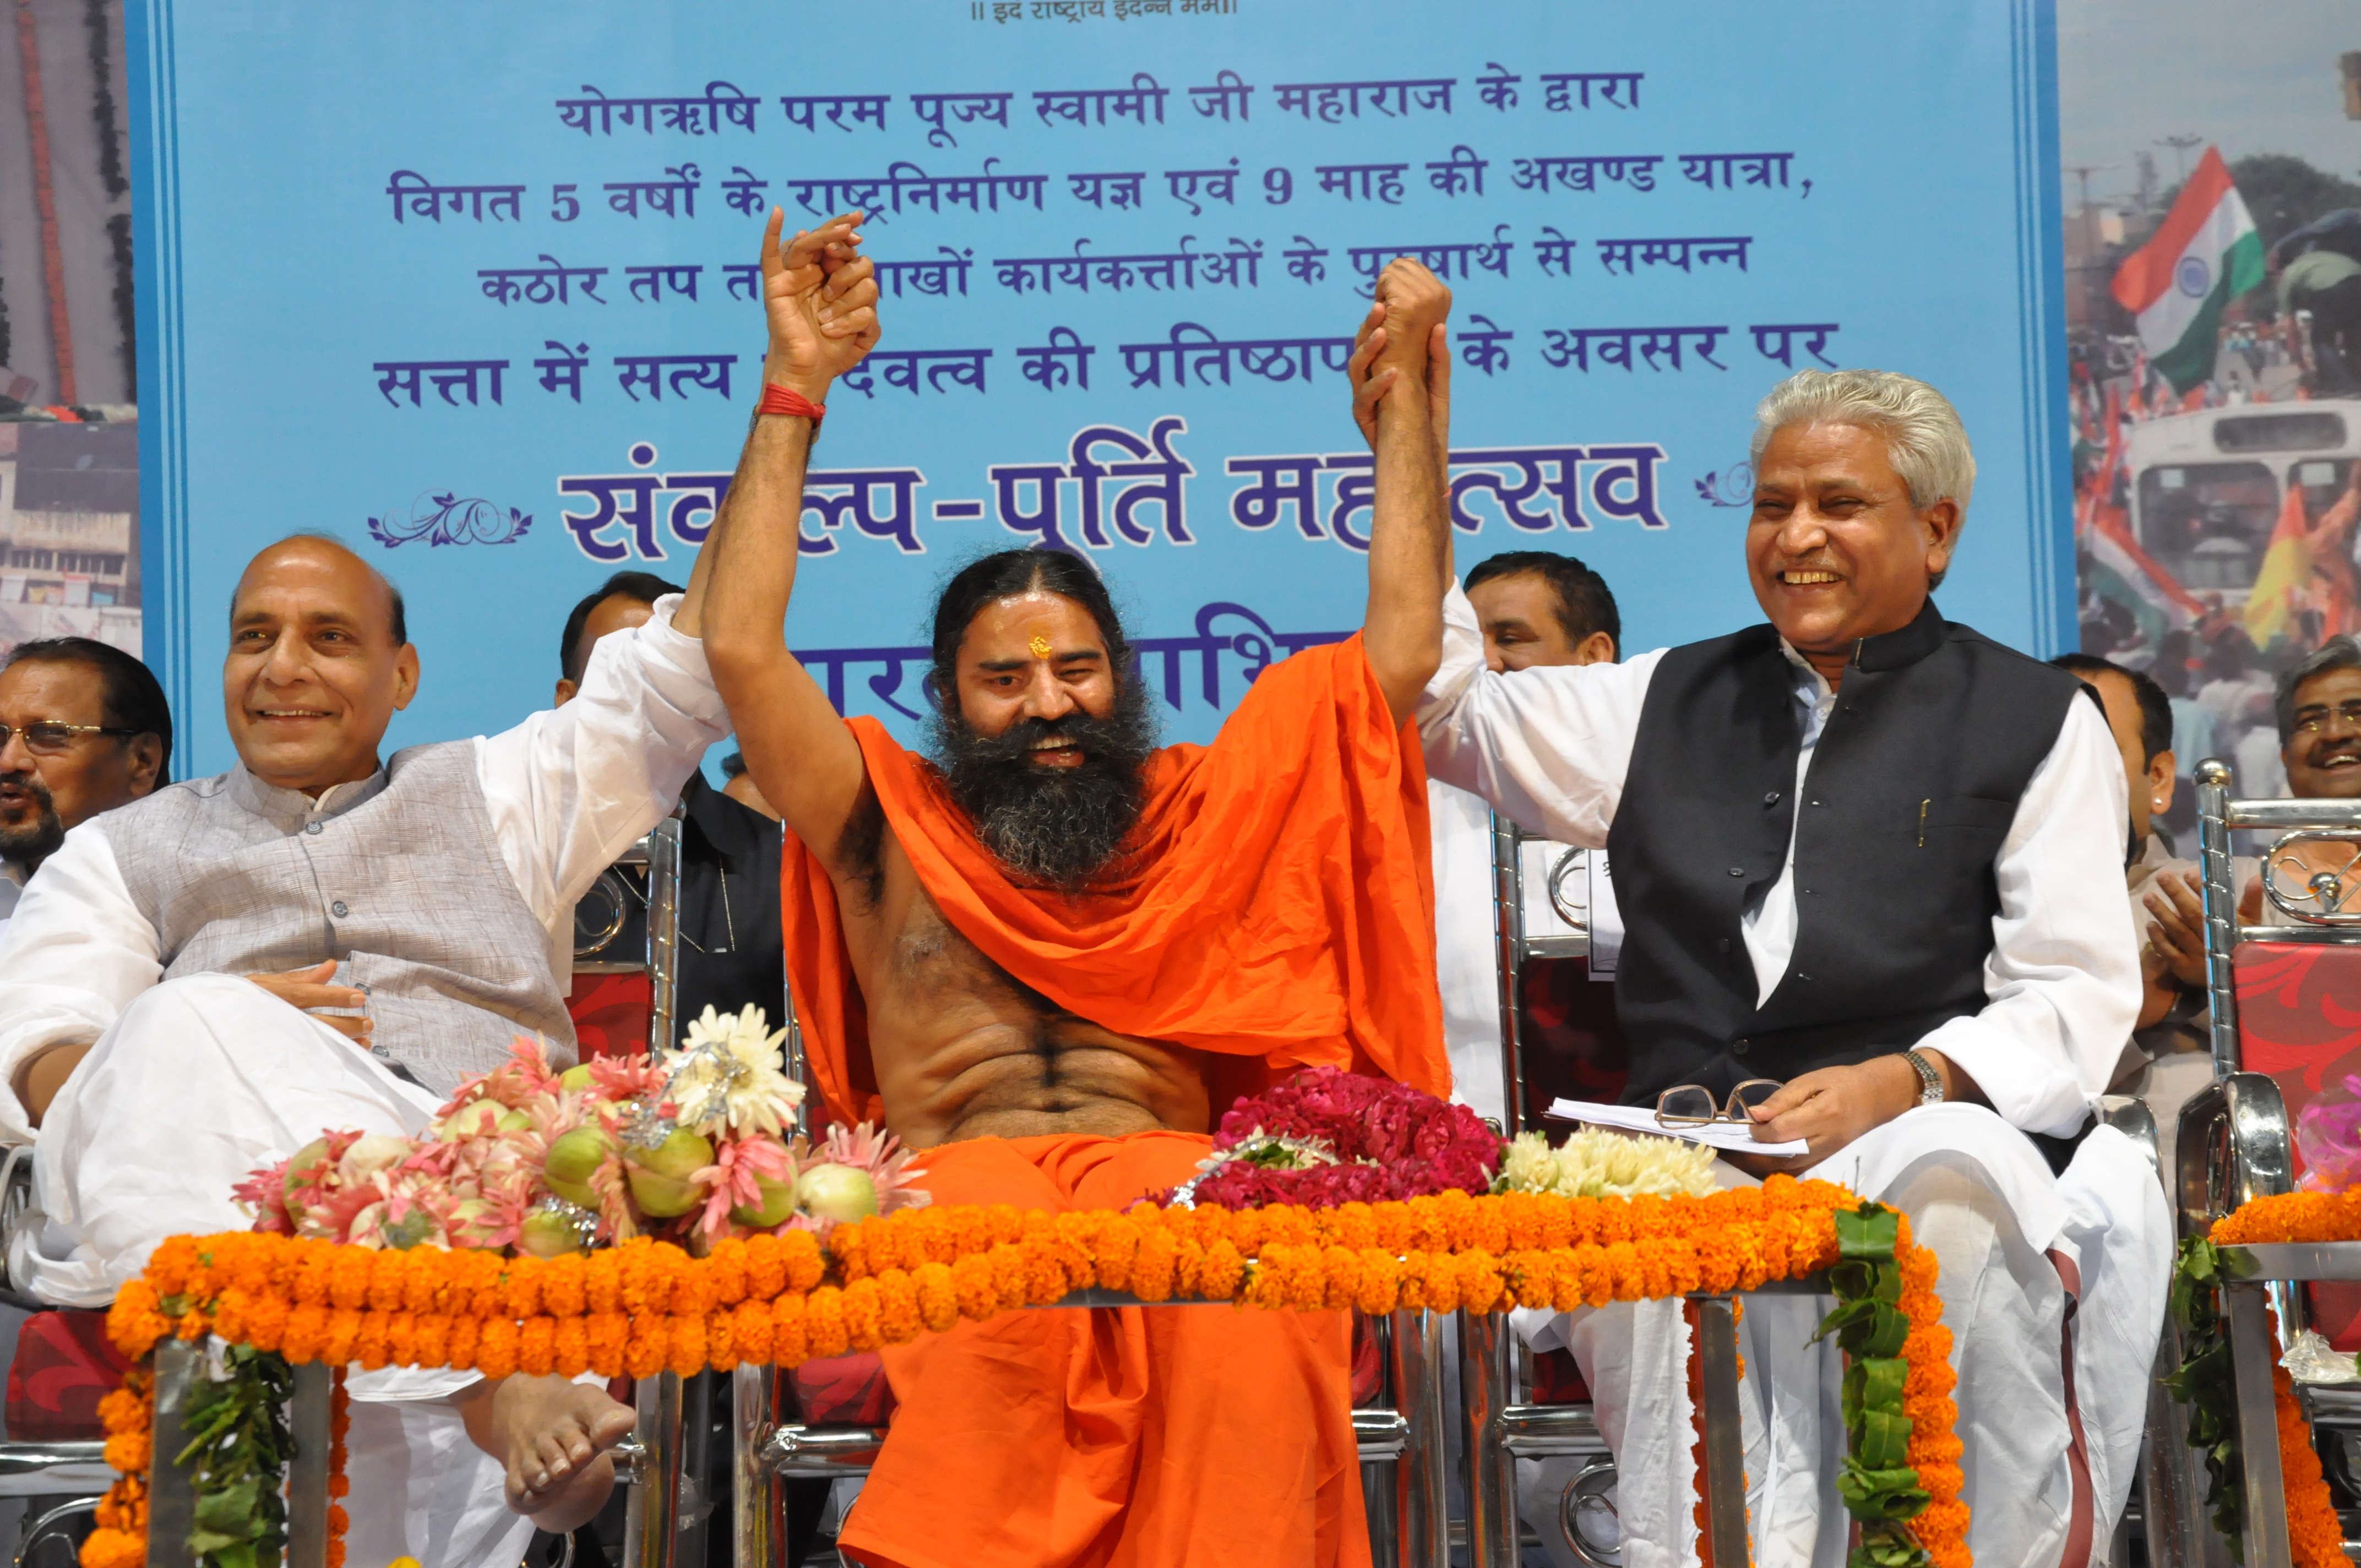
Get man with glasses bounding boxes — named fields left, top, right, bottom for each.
left=0, top=638, right=171, bottom=933
left=1411, top=368, right=2170, bottom=1568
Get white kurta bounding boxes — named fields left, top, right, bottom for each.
left=1418, top=581, right=2170, bottom=1568
left=0, top=596, right=727, bottom=1568
left=1428, top=778, right=1596, bottom=1127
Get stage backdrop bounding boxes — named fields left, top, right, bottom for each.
left=127, top=0, right=2069, bottom=777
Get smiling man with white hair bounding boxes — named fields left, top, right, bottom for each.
left=1410, top=368, right=2172, bottom=1567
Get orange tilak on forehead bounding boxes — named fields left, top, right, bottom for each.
left=1029, top=635, right=1053, bottom=660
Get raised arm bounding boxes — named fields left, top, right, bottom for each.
left=681, top=209, right=882, bottom=862
left=1354, top=259, right=1456, bottom=725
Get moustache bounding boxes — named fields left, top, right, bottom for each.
left=931, top=685, right=1160, bottom=891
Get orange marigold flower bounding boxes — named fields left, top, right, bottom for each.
left=770, top=1293, right=809, bottom=1368
left=554, top=1317, right=591, bottom=1378
left=729, top=1299, right=774, bottom=1365
left=476, top=1317, right=521, bottom=1381
left=585, top=1312, right=629, bottom=1379
left=705, top=1239, right=748, bottom=1306
left=806, top=1288, right=848, bottom=1359
left=668, top=1313, right=708, bottom=1378
left=742, top=1232, right=786, bottom=1301
left=585, top=1248, right=625, bottom=1315
left=446, top=1314, right=483, bottom=1373
left=516, top=1316, right=556, bottom=1378
left=782, top=1230, right=825, bottom=1293
left=623, top=1314, right=668, bottom=1380
left=351, top=1311, right=390, bottom=1371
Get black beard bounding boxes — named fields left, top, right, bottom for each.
left=0, top=776, right=62, bottom=872
left=931, top=679, right=1158, bottom=892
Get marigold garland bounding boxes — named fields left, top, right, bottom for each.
left=94, top=1180, right=1967, bottom=1568
left=2173, top=1199, right=2359, bottom=1568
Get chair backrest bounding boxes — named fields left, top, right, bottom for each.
left=2196, top=759, right=2361, bottom=1343
left=1489, top=816, right=1629, bottom=1136
left=566, top=807, right=687, bottom=1060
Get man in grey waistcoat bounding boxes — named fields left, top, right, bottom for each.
left=0, top=210, right=879, bottom=1568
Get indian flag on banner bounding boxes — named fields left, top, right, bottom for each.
left=2111, top=146, right=2267, bottom=394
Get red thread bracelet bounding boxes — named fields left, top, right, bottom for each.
left=757, top=383, right=826, bottom=423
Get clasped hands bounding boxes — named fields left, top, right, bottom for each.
left=756, top=206, right=882, bottom=405
left=1346, top=258, right=1453, bottom=460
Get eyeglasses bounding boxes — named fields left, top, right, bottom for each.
left=0, top=722, right=140, bottom=755
left=2295, top=701, right=2361, bottom=734
left=1655, top=1079, right=1783, bottom=1129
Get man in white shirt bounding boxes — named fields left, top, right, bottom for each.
left=0, top=211, right=877, bottom=1567
left=1413, top=368, right=2170, bottom=1567
left=1427, top=551, right=1620, bottom=1128
left=0, top=637, right=171, bottom=934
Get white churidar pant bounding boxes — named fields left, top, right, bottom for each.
left=1518, top=1108, right=2173, bottom=1568
left=13, top=974, right=534, bottom=1568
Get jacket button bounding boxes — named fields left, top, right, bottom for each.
left=330, top=900, right=349, bottom=918
left=304, top=821, right=323, bottom=836
left=1727, top=867, right=1744, bottom=877
left=1717, top=938, right=1731, bottom=952
left=1810, top=800, right=1821, bottom=808
left=1732, top=1039, right=1751, bottom=1056
left=1762, top=791, right=1780, bottom=806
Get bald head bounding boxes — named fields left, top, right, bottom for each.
left=233, top=536, right=407, bottom=648
left=222, top=535, right=418, bottom=796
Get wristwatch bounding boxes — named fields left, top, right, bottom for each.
left=1901, top=1049, right=1945, bottom=1107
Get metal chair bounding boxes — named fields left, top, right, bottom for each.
left=1458, top=816, right=1618, bottom=1566
left=2169, top=759, right=2361, bottom=1566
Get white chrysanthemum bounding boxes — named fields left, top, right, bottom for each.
left=1497, top=1129, right=1717, bottom=1199
left=662, top=1004, right=806, bottom=1137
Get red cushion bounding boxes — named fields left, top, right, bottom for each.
left=1530, top=1346, right=1590, bottom=1406
left=2235, top=941, right=2361, bottom=1350
left=1349, top=1311, right=1384, bottom=1408
left=566, top=971, right=651, bottom=1060
left=1516, top=957, right=1630, bottom=1125
left=7, top=1309, right=128, bottom=1441
left=792, top=1352, right=896, bottom=1427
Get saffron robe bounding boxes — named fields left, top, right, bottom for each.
left=779, top=636, right=1444, bottom=1568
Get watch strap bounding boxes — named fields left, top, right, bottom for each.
left=1901, top=1048, right=1945, bottom=1107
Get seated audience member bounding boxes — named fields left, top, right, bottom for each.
left=1427, top=552, right=1620, bottom=1125
left=553, top=569, right=681, bottom=707
left=682, top=753, right=786, bottom=1053
left=1416, top=367, right=2173, bottom=1566
left=2244, top=635, right=2361, bottom=921
left=2052, top=653, right=2213, bottom=1173
left=0, top=475, right=759, bottom=1555
left=0, top=638, right=170, bottom=929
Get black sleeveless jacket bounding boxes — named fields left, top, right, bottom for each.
left=1603, top=600, right=2087, bottom=1106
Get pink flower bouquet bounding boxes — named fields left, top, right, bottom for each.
left=233, top=1005, right=926, bottom=1256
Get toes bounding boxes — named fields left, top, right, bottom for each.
left=590, top=1404, right=639, bottom=1449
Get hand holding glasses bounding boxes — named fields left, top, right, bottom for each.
left=1655, top=1079, right=1783, bottom=1130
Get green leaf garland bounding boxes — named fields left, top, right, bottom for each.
left=1818, top=1201, right=1934, bottom=1568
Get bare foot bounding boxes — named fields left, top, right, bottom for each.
left=455, top=1374, right=637, bottom=1533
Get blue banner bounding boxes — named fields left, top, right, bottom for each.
left=129, top=0, right=2067, bottom=777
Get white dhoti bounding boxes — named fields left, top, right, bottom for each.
left=1521, top=1107, right=2173, bottom=1568
left=12, top=974, right=534, bottom=1568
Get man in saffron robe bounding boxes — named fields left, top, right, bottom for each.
left=688, top=211, right=1456, bottom=1567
